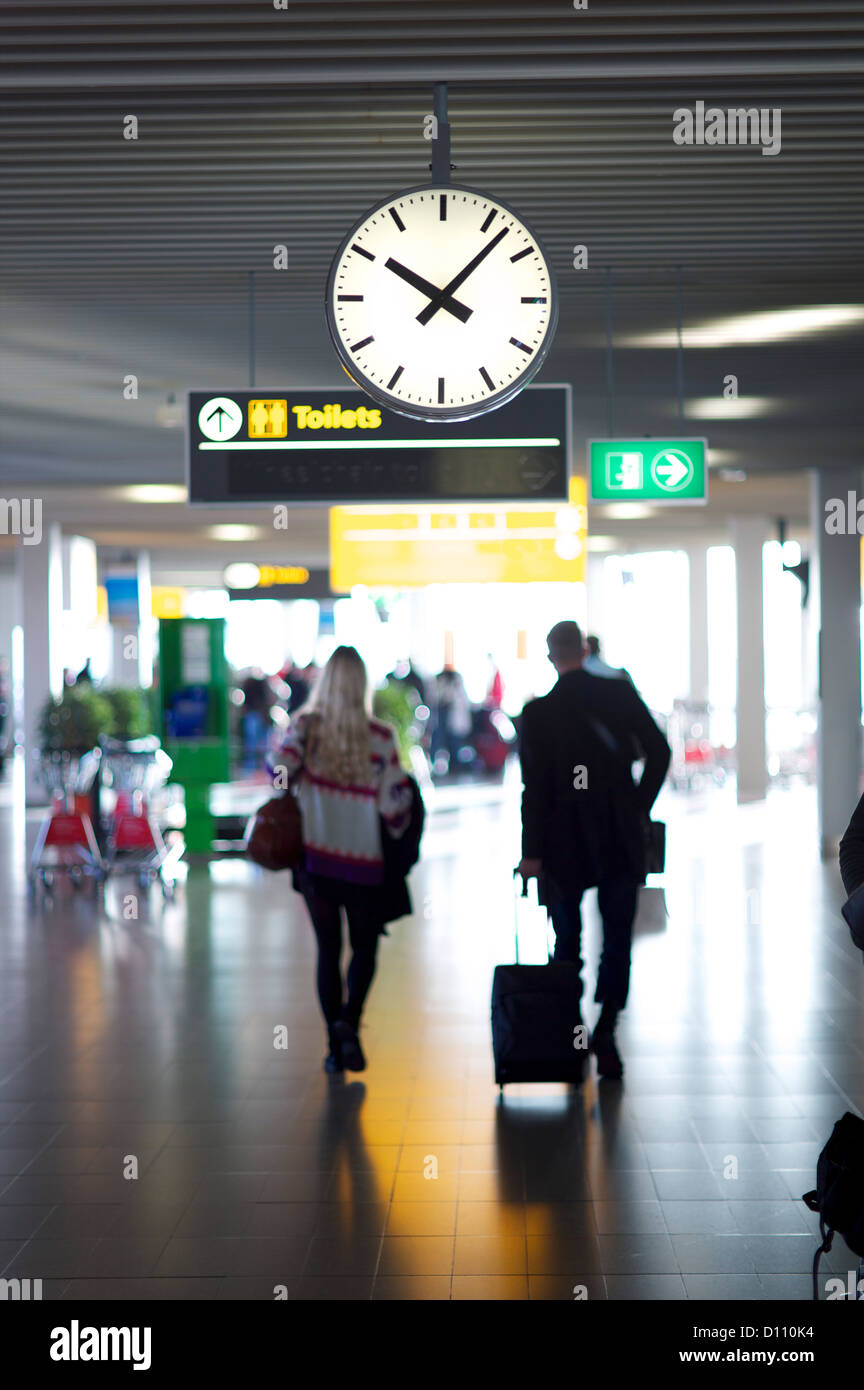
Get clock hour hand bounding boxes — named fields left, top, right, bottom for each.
left=416, top=226, right=510, bottom=325
left=385, top=258, right=473, bottom=323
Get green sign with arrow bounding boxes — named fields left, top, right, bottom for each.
left=588, top=438, right=707, bottom=503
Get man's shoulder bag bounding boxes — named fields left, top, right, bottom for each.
left=582, top=708, right=666, bottom=875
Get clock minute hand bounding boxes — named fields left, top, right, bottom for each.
left=384, top=258, right=473, bottom=323
left=416, top=226, right=510, bottom=325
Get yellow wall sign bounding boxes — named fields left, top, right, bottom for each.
left=331, top=478, right=587, bottom=588
left=151, top=586, right=186, bottom=619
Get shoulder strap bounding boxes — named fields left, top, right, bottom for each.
left=812, top=1217, right=834, bottom=1301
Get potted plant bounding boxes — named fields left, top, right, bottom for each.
left=101, top=687, right=153, bottom=741
left=38, top=686, right=114, bottom=754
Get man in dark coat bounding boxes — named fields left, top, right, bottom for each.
left=838, top=795, right=864, bottom=955
left=517, top=621, right=670, bottom=1079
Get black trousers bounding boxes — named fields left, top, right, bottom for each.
left=545, top=875, right=640, bottom=1010
left=300, top=877, right=383, bottom=1033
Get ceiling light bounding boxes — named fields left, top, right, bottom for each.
left=685, top=396, right=776, bottom=419
left=554, top=535, right=583, bottom=561
left=208, top=525, right=262, bottom=542
left=717, top=469, right=748, bottom=482
left=595, top=504, right=656, bottom=520
left=223, top=562, right=261, bottom=589
left=627, top=304, right=864, bottom=348
left=117, top=485, right=188, bottom=503
left=156, top=394, right=184, bottom=428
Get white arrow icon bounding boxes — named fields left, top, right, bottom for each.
left=198, top=396, right=243, bottom=443
left=650, top=448, right=693, bottom=491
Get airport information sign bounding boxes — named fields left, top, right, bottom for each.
left=330, top=477, right=587, bottom=589
left=588, top=438, right=707, bottom=503
left=187, top=385, right=570, bottom=505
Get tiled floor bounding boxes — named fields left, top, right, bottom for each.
left=1, top=769, right=863, bottom=1300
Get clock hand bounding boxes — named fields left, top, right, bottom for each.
left=385, top=258, right=473, bottom=323
left=416, top=226, right=510, bottom=325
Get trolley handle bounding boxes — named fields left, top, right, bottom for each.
left=512, top=867, right=550, bottom=965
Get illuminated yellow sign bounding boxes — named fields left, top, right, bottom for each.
left=291, top=403, right=381, bottom=430
left=248, top=399, right=288, bottom=438
left=257, top=565, right=310, bottom=587
left=151, top=586, right=186, bottom=618
left=331, top=478, right=587, bottom=588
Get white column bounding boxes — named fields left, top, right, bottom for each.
left=136, top=551, right=153, bottom=687
left=586, top=552, right=606, bottom=643
left=730, top=516, right=768, bottom=803
left=109, top=551, right=153, bottom=688
left=17, top=523, right=65, bottom=804
left=811, top=468, right=862, bottom=856
left=688, top=543, right=709, bottom=705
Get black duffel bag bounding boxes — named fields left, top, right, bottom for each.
left=802, top=1111, right=864, bottom=1300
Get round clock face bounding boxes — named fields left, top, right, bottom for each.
left=326, top=183, right=558, bottom=422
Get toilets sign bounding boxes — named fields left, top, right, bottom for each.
left=588, top=438, right=707, bottom=504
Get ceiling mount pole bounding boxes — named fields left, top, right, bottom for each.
left=604, top=265, right=614, bottom=437
left=249, top=269, right=256, bottom=390
left=429, top=82, right=452, bottom=184
left=675, top=263, right=684, bottom=423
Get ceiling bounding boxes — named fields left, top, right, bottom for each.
left=1, top=0, right=862, bottom=567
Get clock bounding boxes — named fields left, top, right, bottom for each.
left=326, top=183, right=558, bottom=422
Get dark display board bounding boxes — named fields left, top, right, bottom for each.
left=187, top=384, right=570, bottom=505
left=226, top=567, right=336, bottom=601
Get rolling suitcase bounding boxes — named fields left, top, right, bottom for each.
left=491, top=873, right=586, bottom=1088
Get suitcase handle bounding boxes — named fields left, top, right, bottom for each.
left=512, top=868, right=550, bottom=965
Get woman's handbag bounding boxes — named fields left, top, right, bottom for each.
left=380, top=775, right=425, bottom=878
left=245, top=791, right=303, bottom=871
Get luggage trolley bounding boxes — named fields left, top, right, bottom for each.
left=100, top=735, right=179, bottom=899
left=668, top=699, right=726, bottom=791
left=29, top=748, right=105, bottom=895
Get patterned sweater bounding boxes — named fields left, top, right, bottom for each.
left=272, top=712, right=412, bottom=885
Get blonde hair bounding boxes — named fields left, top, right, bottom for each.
left=302, top=646, right=372, bottom=785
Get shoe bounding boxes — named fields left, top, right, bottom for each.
left=323, top=1050, right=344, bottom=1074
left=591, top=1029, right=623, bottom=1080
left=332, top=1019, right=366, bottom=1072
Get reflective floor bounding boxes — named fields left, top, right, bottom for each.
left=1, top=769, right=862, bottom=1300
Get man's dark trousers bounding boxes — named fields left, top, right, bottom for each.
left=546, top=876, right=639, bottom=1009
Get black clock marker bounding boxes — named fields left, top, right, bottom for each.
left=521, top=296, right=546, bottom=303
left=351, top=336, right=374, bottom=352
left=510, top=246, right=533, bottom=263
left=387, top=365, right=404, bottom=390
left=351, top=243, right=375, bottom=261
left=338, top=294, right=364, bottom=301
left=389, top=208, right=406, bottom=232
left=437, top=377, right=445, bottom=403
left=439, top=195, right=447, bottom=221
left=480, top=209, right=497, bottom=233
left=509, top=336, right=533, bottom=354
left=479, top=366, right=495, bottom=391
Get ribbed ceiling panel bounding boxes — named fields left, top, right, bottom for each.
left=1, top=1, right=862, bottom=486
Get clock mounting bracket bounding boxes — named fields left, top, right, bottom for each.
left=428, top=82, right=454, bottom=184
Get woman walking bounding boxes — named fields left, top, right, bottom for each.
left=272, top=646, right=413, bottom=1073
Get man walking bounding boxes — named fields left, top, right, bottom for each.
left=518, top=621, right=670, bottom=1079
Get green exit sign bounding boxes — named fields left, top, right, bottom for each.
left=589, top=438, right=708, bottom=503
